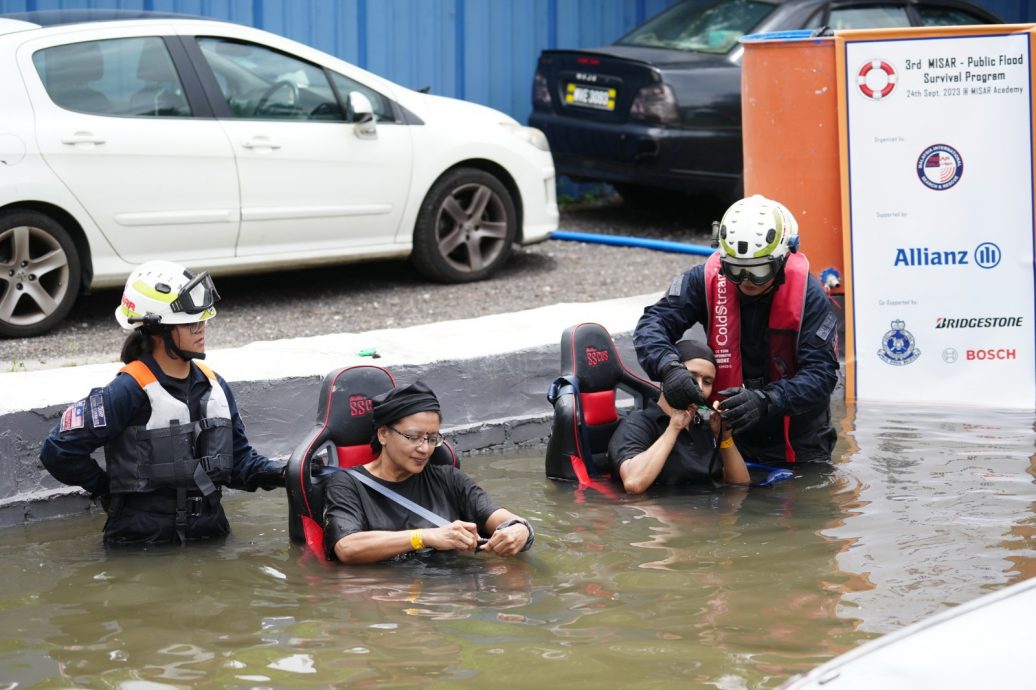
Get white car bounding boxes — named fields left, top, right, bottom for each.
left=0, top=9, right=558, bottom=337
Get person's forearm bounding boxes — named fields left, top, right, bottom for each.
left=619, top=427, right=680, bottom=494
left=333, top=530, right=416, bottom=564
left=719, top=437, right=751, bottom=485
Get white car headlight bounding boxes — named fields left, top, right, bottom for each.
left=501, top=123, right=551, bottom=152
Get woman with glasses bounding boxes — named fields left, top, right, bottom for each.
left=632, top=195, right=839, bottom=465
left=40, top=260, right=286, bottom=546
left=323, top=381, right=534, bottom=564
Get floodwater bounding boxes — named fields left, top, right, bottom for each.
left=2, top=401, right=1034, bottom=689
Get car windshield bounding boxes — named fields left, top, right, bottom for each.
left=616, top=0, right=777, bottom=54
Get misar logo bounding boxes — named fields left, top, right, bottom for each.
left=916, top=144, right=963, bottom=190
left=878, top=319, right=920, bottom=365
left=857, top=59, right=897, bottom=100
left=348, top=394, right=373, bottom=417
left=935, top=315, right=1022, bottom=329
left=942, top=348, right=959, bottom=363
left=967, top=348, right=1017, bottom=361
left=585, top=346, right=610, bottom=367
left=973, top=242, right=1001, bottom=269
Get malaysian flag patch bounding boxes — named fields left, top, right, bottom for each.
left=60, top=399, right=86, bottom=433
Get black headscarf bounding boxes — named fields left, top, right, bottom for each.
left=369, top=381, right=442, bottom=453
left=675, top=339, right=717, bottom=367
left=372, top=380, right=440, bottom=426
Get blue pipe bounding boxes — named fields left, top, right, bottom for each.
left=551, top=229, right=715, bottom=257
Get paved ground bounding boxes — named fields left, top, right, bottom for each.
left=0, top=194, right=724, bottom=372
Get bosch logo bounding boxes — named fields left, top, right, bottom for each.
left=974, top=242, right=1001, bottom=269
left=349, top=394, right=373, bottom=417
left=585, top=346, right=610, bottom=367
left=966, top=348, right=1016, bottom=361
left=942, top=348, right=958, bottom=363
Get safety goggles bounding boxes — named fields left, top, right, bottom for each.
left=170, top=271, right=220, bottom=314
left=719, top=258, right=778, bottom=286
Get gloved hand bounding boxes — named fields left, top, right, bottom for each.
left=717, top=387, right=770, bottom=430
left=661, top=363, right=705, bottom=409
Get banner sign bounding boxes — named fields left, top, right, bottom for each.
left=838, top=27, right=1036, bottom=408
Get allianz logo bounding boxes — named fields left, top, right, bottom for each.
left=893, top=242, right=1001, bottom=269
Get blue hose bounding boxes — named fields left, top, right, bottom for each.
left=552, top=229, right=715, bottom=257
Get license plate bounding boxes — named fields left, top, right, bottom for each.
left=565, top=83, right=616, bottom=111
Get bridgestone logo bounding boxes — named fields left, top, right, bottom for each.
left=935, top=316, right=1023, bottom=329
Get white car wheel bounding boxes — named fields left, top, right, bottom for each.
left=0, top=210, right=81, bottom=338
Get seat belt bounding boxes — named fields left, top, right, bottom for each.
left=337, top=467, right=489, bottom=549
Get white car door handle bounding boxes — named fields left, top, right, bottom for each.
left=61, top=132, right=106, bottom=146
left=241, top=137, right=281, bottom=150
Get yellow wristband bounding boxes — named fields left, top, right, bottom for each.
left=410, top=529, right=424, bottom=551
left=719, top=437, right=735, bottom=449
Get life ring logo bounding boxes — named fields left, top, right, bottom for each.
left=878, top=319, right=921, bottom=366
left=857, top=59, right=897, bottom=100
left=917, top=144, right=963, bottom=190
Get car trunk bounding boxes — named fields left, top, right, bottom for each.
left=536, top=45, right=730, bottom=123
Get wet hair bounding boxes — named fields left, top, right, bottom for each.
left=369, top=381, right=442, bottom=454
left=675, top=338, right=717, bottom=367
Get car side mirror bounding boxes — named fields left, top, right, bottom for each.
left=348, top=92, right=377, bottom=139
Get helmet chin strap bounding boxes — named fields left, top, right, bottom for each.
left=161, top=329, right=206, bottom=361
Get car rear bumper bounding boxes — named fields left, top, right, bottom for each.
left=530, top=111, right=741, bottom=193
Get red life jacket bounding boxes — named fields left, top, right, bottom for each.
left=704, top=251, right=809, bottom=460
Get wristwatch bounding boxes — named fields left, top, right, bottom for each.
left=496, top=518, right=535, bottom=552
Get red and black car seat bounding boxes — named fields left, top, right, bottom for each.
left=285, top=365, right=457, bottom=556
left=544, top=323, right=659, bottom=482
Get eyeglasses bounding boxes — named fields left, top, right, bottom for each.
left=178, top=320, right=207, bottom=334
left=720, top=259, right=778, bottom=286
left=388, top=426, right=445, bottom=448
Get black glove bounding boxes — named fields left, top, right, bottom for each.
left=661, top=362, right=705, bottom=409
left=717, top=387, right=770, bottom=430
left=247, top=462, right=288, bottom=491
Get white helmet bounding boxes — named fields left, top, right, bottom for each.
left=115, top=260, right=219, bottom=330
left=715, top=194, right=799, bottom=284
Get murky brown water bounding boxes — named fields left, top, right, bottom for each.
left=2, top=401, right=1034, bottom=689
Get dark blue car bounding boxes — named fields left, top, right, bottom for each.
left=529, top=0, right=1002, bottom=204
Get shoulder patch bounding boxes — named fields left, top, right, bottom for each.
left=89, top=389, right=107, bottom=428
left=60, top=399, right=86, bottom=433
left=666, top=274, right=684, bottom=299
left=816, top=313, right=837, bottom=342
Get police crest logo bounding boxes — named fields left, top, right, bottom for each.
left=878, top=319, right=921, bottom=366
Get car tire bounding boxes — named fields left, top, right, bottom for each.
left=0, top=210, right=81, bottom=338
left=411, top=168, right=517, bottom=283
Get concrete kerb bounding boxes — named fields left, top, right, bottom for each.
left=0, top=294, right=660, bottom=529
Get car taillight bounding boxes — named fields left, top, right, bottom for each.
left=533, top=70, right=552, bottom=109
left=629, top=84, right=678, bottom=124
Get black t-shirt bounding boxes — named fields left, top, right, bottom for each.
left=607, top=403, right=720, bottom=487
left=323, top=465, right=501, bottom=561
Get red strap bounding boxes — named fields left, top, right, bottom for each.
left=302, top=515, right=326, bottom=559
left=783, top=416, right=796, bottom=463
